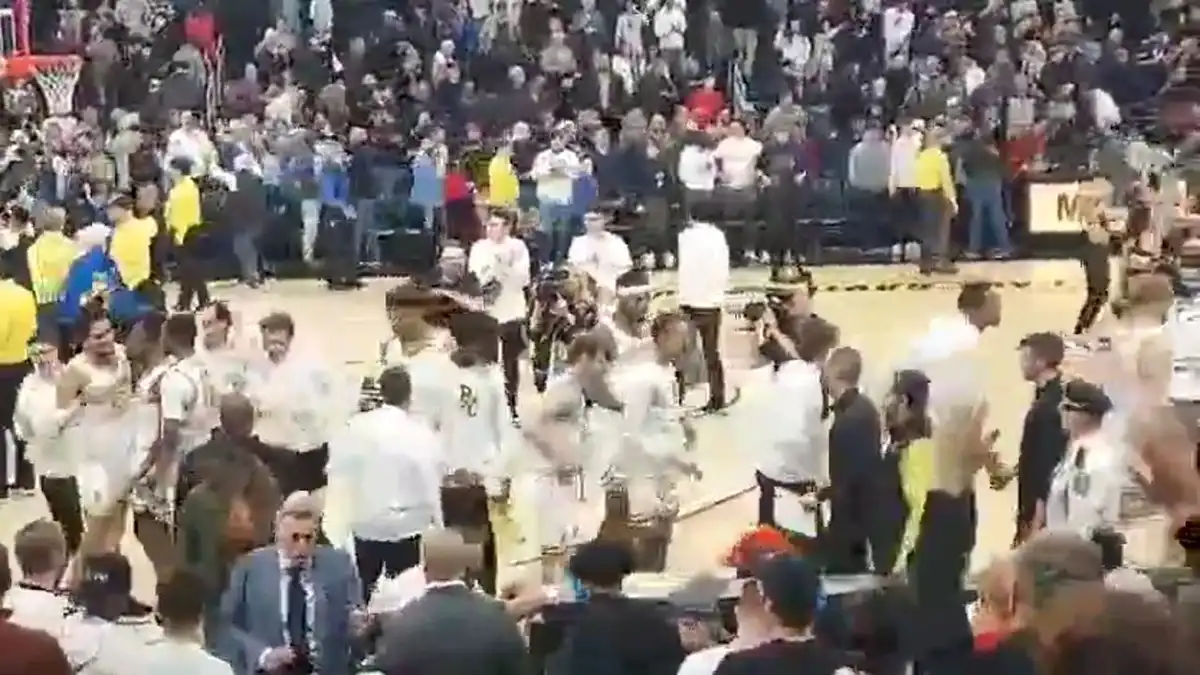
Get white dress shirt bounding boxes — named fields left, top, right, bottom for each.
left=327, top=405, right=444, bottom=542
left=567, top=231, right=633, bottom=297
left=756, top=359, right=827, bottom=484
left=677, top=145, right=718, bottom=192
left=677, top=222, right=730, bottom=309
left=903, top=313, right=986, bottom=418
left=468, top=236, right=532, bottom=324
left=1045, top=430, right=1123, bottom=538
left=882, top=7, right=914, bottom=64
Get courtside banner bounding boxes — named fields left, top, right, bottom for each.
left=1027, top=179, right=1113, bottom=234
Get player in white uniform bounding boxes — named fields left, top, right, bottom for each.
left=608, top=312, right=701, bottom=571
left=523, top=331, right=619, bottom=582
left=435, top=312, right=515, bottom=594
left=378, top=283, right=460, bottom=426
left=131, top=313, right=212, bottom=580
left=195, top=301, right=252, bottom=427
left=56, top=306, right=136, bottom=554
left=1082, top=273, right=1176, bottom=564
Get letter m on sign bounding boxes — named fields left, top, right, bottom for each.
left=1057, top=193, right=1079, bottom=223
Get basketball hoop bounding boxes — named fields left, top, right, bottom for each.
left=1, top=54, right=82, bottom=117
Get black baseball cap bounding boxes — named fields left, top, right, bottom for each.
left=77, top=552, right=134, bottom=613
left=751, top=553, right=823, bottom=620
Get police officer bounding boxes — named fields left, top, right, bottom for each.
left=1044, top=380, right=1124, bottom=538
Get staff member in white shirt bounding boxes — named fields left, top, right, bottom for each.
left=139, top=570, right=234, bottom=675
left=468, top=211, right=531, bottom=420
left=754, top=316, right=838, bottom=542
left=676, top=201, right=730, bottom=412
left=4, top=519, right=70, bottom=635
left=567, top=210, right=633, bottom=311
left=531, top=133, right=582, bottom=265
left=1045, top=380, right=1124, bottom=540
left=327, top=365, right=443, bottom=599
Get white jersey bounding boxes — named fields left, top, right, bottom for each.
left=437, top=363, right=512, bottom=495
left=62, top=350, right=137, bottom=510
left=381, top=338, right=456, bottom=429
left=158, top=354, right=214, bottom=454
left=531, top=372, right=589, bottom=472
left=617, top=359, right=689, bottom=519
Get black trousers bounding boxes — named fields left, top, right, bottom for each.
left=439, top=484, right=498, bottom=595
left=910, top=491, right=976, bottom=675
left=1075, top=246, right=1110, bottom=335
left=679, top=306, right=725, bottom=408
left=40, top=475, right=83, bottom=555
left=499, top=319, right=526, bottom=417
left=0, top=361, right=35, bottom=494
left=175, top=228, right=211, bottom=311
left=353, top=534, right=422, bottom=603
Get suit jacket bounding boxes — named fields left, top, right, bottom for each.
left=0, top=615, right=72, bottom=675
left=218, top=546, right=362, bottom=675
left=375, top=584, right=527, bottom=675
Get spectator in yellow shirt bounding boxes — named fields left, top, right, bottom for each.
left=913, top=128, right=958, bottom=274
left=488, top=147, right=519, bottom=210
left=108, top=195, right=158, bottom=291
left=0, top=257, right=37, bottom=495
left=165, top=158, right=210, bottom=310
left=25, top=208, right=76, bottom=342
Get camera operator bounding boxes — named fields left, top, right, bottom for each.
left=529, top=267, right=599, bottom=393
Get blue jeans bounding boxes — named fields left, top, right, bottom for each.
left=355, top=198, right=380, bottom=263
left=538, top=201, right=573, bottom=265
left=965, top=177, right=1011, bottom=254
left=233, top=229, right=262, bottom=281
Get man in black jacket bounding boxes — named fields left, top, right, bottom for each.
left=1013, top=332, right=1068, bottom=545
left=823, top=346, right=884, bottom=574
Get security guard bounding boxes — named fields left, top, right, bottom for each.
left=1044, top=379, right=1123, bottom=538
left=26, top=207, right=77, bottom=347
left=0, top=255, right=37, bottom=497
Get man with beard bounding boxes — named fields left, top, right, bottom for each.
left=246, top=312, right=346, bottom=497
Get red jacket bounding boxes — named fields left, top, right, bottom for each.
left=686, top=87, right=725, bottom=128
left=0, top=616, right=72, bottom=675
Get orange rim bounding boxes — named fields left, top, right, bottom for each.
left=0, top=54, right=83, bottom=81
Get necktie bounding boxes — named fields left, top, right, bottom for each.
left=286, top=565, right=309, bottom=656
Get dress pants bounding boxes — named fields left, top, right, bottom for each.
left=40, top=475, right=83, bottom=554
left=499, top=319, right=526, bottom=416
left=678, top=306, right=725, bottom=408
left=755, top=471, right=823, bottom=550
left=0, top=361, right=35, bottom=495
left=174, top=228, right=211, bottom=310
left=353, top=534, right=422, bottom=603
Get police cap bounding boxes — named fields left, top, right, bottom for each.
left=1062, top=379, right=1113, bottom=417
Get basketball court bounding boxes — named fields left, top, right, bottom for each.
left=0, top=259, right=1095, bottom=599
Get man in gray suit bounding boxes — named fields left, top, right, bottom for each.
left=219, top=492, right=365, bottom=675
left=374, top=530, right=528, bottom=675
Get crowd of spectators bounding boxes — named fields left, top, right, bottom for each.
left=1, top=0, right=1199, bottom=281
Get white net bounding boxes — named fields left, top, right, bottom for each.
left=32, top=59, right=83, bottom=117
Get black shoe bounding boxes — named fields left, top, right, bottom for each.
left=700, top=401, right=727, bottom=415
